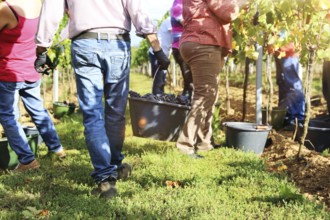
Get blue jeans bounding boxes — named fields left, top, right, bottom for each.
left=275, top=57, right=305, bottom=122
left=0, top=80, right=63, bottom=164
left=149, top=51, right=166, bottom=94
left=71, top=38, right=130, bottom=183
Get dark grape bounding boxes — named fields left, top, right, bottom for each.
left=129, top=90, right=191, bottom=107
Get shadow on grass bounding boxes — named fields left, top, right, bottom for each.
left=250, top=194, right=304, bottom=206
left=124, top=138, right=175, bottom=156
left=225, top=160, right=266, bottom=172
left=214, top=159, right=285, bottom=185
left=54, top=113, right=86, bottom=151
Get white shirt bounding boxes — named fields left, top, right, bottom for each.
left=35, top=0, right=157, bottom=47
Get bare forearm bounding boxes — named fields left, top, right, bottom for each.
left=145, top=33, right=161, bottom=52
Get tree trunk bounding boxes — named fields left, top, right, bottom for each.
left=242, top=58, right=250, bottom=121
left=298, top=47, right=316, bottom=158
left=265, top=54, right=274, bottom=124
left=225, top=63, right=231, bottom=115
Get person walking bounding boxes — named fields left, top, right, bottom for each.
left=176, top=0, right=247, bottom=158
left=35, top=0, right=170, bottom=199
left=0, top=0, right=66, bottom=172
left=171, top=0, right=193, bottom=99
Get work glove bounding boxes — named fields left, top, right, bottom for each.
left=34, top=48, right=54, bottom=75
left=154, top=49, right=170, bottom=70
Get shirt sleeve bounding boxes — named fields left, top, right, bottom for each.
left=206, top=0, right=240, bottom=24
left=124, top=0, right=157, bottom=37
left=35, top=0, right=66, bottom=47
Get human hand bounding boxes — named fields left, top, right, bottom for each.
left=34, top=48, right=54, bottom=75
left=154, top=49, right=170, bottom=70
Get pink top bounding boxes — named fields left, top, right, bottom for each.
left=0, top=2, right=40, bottom=82
left=171, top=0, right=183, bottom=49
left=180, top=0, right=240, bottom=55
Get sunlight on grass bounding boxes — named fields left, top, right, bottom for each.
left=0, top=73, right=329, bottom=219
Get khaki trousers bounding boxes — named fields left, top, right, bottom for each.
left=176, top=42, right=224, bottom=154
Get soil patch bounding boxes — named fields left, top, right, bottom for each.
left=219, top=83, right=330, bottom=210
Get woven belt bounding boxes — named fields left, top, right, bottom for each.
left=73, top=32, right=130, bottom=41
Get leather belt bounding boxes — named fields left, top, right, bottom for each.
left=73, top=32, right=130, bottom=41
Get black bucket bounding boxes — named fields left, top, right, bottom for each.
left=129, top=97, right=190, bottom=142
left=223, top=122, right=272, bottom=155
left=297, top=119, right=330, bottom=152
left=262, top=107, right=287, bottom=130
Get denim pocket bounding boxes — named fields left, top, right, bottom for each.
left=71, top=50, right=96, bottom=74
left=108, top=55, right=130, bottom=82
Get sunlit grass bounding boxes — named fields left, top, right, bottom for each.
left=0, top=72, right=329, bottom=219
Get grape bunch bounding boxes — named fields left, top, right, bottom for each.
left=129, top=90, right=191, bottom=107
left=128, top=90, right=141, bottom=98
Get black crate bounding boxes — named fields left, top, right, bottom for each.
left=129, top=97, right=190, bottom=142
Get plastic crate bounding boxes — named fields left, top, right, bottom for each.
left=0, top=134, right=39, bottom=170
left=129, top=97, right=190, bottom=142
left=296, top=119, right=330, bottom=152
left=53, top=102, right=76, bottom=119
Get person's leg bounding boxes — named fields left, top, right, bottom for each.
left=280, top=57, right=305, bottom=123
left=152, top=68, right=167, bottom=95
left=149, top=51, right=166, bottom=95
left=172, top=48, right=193, bottom=97
left=19, top=80, right=63, bottom=153
left=149, top=51, right=158, bottom=79
left=176, top=42, right=223, bottom=154
left=0, top=81, right=35, bottom=164
left=102, top=39, right=131, bottom=167
left=71, top=38, right=117, bottom=184
left=275, top=56, right=286, bottom=105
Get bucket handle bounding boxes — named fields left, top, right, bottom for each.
left=254, top=125, right=270, bottom=131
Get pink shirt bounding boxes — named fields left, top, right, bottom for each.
left=180, top=0, right=240, bottom=54
left=0, top=2, right=40, bottom=82
left=171, top=0, right=183, bottom=49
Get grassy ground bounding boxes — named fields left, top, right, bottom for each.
left=0, top=73, right=329, bottom=219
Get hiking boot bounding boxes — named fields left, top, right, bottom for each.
left=91, top=178, right=117, bottom=200
left=55, top=149, right=67, bottom=159
left=13, top=159, right=40, bottom=172
left=48, top=149, right=66, bottom=160
left=117, top=163, right=132, bottom=180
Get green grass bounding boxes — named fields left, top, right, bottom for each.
left=0, top=73, right=329, bottom=219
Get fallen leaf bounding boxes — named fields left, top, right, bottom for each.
left=165, top=180, right=181, bottom=189
left=38, top=209, right=49, bottom=217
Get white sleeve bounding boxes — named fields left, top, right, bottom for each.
left=35, top=0, right=66, bottom=47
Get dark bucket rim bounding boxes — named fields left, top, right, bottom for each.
left=223, top=122, right=272, bottom=132
left=129, top=97, right=191, bottom=110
